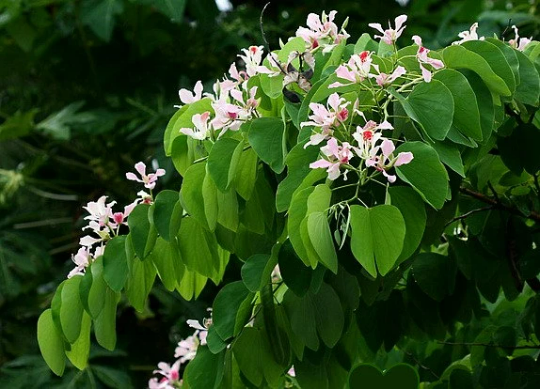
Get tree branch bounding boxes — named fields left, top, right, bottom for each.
left=445, top=205, right=494, bottom=227
left=459, top=187, right=540, bottom=223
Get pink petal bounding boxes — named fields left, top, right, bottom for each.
left=429, top=58, right=445, bottom=69
left=310, top=159, right=333, bottom=169
left=378, top=120, right=394, bottom=130
left=420, top=63, right=432, bottom=83
left=155, top=168, right=166, bottom=177
left=193, top=81, right=203, bottom=98
left=394, top=151, right=414, bottom=166
left=135, top=162, right=146, bottom=176
left=382, top=170, right=397, bottom=183
left=368, top=22, right=385, bottom=35
left=126, top=172, right=141, bottom=182
left=381, top=139, right=395, bottom=157
left=394, top=15, right=407, bottom=32
left=412, top=35, right=423, bottom=46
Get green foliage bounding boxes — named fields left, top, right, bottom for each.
left=4, top=0, right=539, bottom=387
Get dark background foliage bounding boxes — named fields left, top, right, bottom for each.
left=0, top=0, right=538, bottom=387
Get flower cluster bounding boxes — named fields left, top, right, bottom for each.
left=305, top=107, right=413, bottom=183
left=67, top=161, right=165, bottom=278
left=295, top=10, right=350, bottom=53
left=148, top=313, right=211, bottom=389
left=177, top=45, right=272, bottom=141
left=453, top=22, right=531, bottom=52
left=412, top=36, right=444, bottom=82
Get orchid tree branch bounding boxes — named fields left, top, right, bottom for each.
left=437, top=340, right=540, bottom=350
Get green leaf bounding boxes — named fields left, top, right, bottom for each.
left=234, top=148, right=258, bottom=200
left=248, top=117, right=287, bottom=173
left=278, top=240, right=312, bottom=297
left=125, top=237, right=156, bottom=312
left=442, top=45, right=511, bottom=97
left=81, top=0, right=123, bottom=42
left=462, top=40, right=516, bottom=94
left=141, top=0, right=186, bottom=22
left=177, top=217, right=221, bottom=278
left=276, top=142, right=321, bottom=212
left=37, top=309, right=65, bottom=376
left=232, top=327, right=285, bottom=387
left=388, top=186, right=427, bottom=262
left=288, top=187, right=315, bottom=267
left=181, top=163, right=212, bottom=230
left=176, top=266, right=208, bottom=301
left=103, top=236, right=128, bottom=292
left=185, top=347, right=226, bottom=389
left=241, top=254, right=270, bottom=292
left=216, top=188, right=239, bottom=232
left=153, top=190, right=182, bottom=241
left=148, top=237, right=179, bottom=291
left=514, top=49, right=540, bottom=106
left=206, top=326, right=228, bottom=354
left=94, top=287, right=119, bottom=351
left=460, top=69, right=495, bottom=140
left=80, top=257, right=107, bottom=319
left=213, top=281, right=251, bottom=341
left=0, top=110, right=36, bottom=141
left=395, top=141, right=449, bottom=209
left=307, top=212, right=338, bottom=274
left=60, top=276, right=84, bottom=344
left=431, top=141, right=465, bottom=177
left=127, top=204, right=157, bottom=259
left=412, top=253, right=457, bottom=301
left=433, top=69, right=483, bottom=140
left=349, top=205, right=406, bottom=277
left=349, top=364, right=419, bottom=389
left=208, top=138, right=243, bottom=192
left=393, top=79, right=454, bottom=140
left=65, top=312, right=91, bottom=370
left=202, top=171, right=219, bottom=231
left=282, top=283, right=344, bottom=350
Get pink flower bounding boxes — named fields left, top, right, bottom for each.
left=366, top=139, right=414, bottom=183
left=174, top=334, right=199, bottom=364
left=329, top=51, right=374, bottom=88
left=370, top=66, right=406, bottom=87
left=301, top=93, right=350, bottom=148
left=178, top=81, right=203, bottom=105
left=310, top=138, right=354, bottom=181
left=287, top=366, right=296, bottom=377
left=296, top=11, right=349, bottom=53
left=211, top=100, right=245, bottom=134
left=126, top=162, right=166, bottom=190
left=508, top=25, right=532, bottom=51
left=238, top=46, right=265, bottom=77
left=180, top=111, right=212, bottom=140
left=412, top=36, right=444, bottom=83
left=369, top=15, right=407, bottom=45
left=110, top=200, right=138, bottom=228
left=67, top=247, right=92, bottom=278
left=153, top=360, right=181, bottom=384
left=453, top=22, right=484, bottom=45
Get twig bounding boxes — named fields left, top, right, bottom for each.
left=259, top=2, right=288, bottom=76
left=403, top=350, right=440, bottom=380
left=460, top=187, right=540, bottom=223
left=437, top=340, right=540, bottom=350
left=445, top=205, right=494, bottom=227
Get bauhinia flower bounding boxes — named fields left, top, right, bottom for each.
left=366, top=139, right=414, bottom=182
left=152, top=360, right=181, bottom=388
left=369, top=15, right=407, bottom=45
left=310, top=137, right=354, bottom=181
left=178, top=80, right=203, bottom=105
left=508, top=25, right=532, bottom=51
left=412, top=35, right=444, bottom=82
left=296, top=11, right=349, bottom=53
left=453, top=22, right=484, bottom=45
left=238, top=46, right=266, bottom=78
left=370, top=65, right=406, bottom=87
left=180, top=111, right=212, bottom=140
left=126, top=161, right=166, bottom=190
left=352, top=115, right=392, bottom=160
left=301, top=92, right=350, bottom=148
left=67, top=247, right=92, bottom=278
left=329, top=51, right=374, bottom=88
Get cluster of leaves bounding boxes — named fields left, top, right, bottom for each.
left=36, top=3, right=540, bottom=388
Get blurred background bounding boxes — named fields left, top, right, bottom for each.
left=0, top=0, right=538, bottom=387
